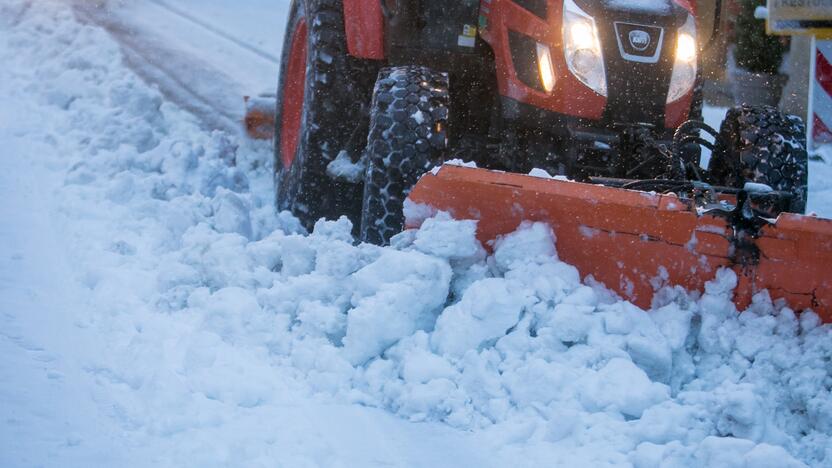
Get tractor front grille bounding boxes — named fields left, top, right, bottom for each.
left=613, top=22, right=664, bottom=64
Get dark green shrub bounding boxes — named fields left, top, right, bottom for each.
left=734, top=0, right=788, bottom=74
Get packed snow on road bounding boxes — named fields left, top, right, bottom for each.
left=1, top=1, right=831, bottom=467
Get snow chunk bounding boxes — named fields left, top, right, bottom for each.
left=693, top=437, right=806, bottom=468
left=211, top=188, right=252, bottom=239
left=402, top=199, right=438, bottom=227
left=528, top=167, right=554, bottom=178
left=400, top=344, right=458, bottom=384
left=443, top=159, right=477, bottom=168
left=326, top=150, right=365, bottom=183
left=492, top=222, right=558, bottom=271
left=744, top=182, right=774, bottom=193
left=312, top=216, right=354, bottom=243
left=412, top=212, right=484, bottom=261
left=430, top=158, right=477, bottom=175
left=342, top=250, right=452, bottom=365
left=579, top=358, right=669, bottom=418
left=431, top=278, right=528, bottom=358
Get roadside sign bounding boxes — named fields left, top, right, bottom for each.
left=810, top=38, right=832, bottom=148
left=767, top=0, right=832, bottom=37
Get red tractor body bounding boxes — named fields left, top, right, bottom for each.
left=344, top=0, right=697, bottom=130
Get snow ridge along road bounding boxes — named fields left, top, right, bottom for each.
left=1, top=1, right=831, bottom=467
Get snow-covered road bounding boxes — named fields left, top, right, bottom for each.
left=1, top=1, right=831, bottom=467
left=0, top=64, right=125, bottom=467
left=71, top=0, right=287, bottom=136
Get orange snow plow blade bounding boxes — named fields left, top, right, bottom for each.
left=406, top=166, right=832, bottom=323
left=244, top=95, right=275, bottom=140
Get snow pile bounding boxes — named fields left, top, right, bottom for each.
left=258, top=219, right=829, bottom=466
left=1, top=2, right=831, bottom=467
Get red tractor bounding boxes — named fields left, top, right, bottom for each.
left=269, top=0, right=808, bottom=245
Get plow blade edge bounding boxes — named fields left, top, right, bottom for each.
left=406, top=166, right=832, bottom=323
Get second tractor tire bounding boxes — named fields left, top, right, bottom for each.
left=709, top=104, right=809, bottom=214
left=360, top=66, right=450, bottom=245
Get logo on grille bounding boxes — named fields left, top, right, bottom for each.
left=628, top=30, right=651, bottom=51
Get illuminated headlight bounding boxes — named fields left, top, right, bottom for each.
left=667, top=15, right=697, bottom=103
left=563, top=0, right=606, bottom=96
left=536, top=43, right=556, bottom=93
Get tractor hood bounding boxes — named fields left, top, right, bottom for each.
left=575, top=0, right=690, bottom=27
left=567, top=0, right=694, bottom=127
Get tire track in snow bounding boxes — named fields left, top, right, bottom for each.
left=71, top=1, right=278, bottom=137
left=146, top=0, right=280, bottom=64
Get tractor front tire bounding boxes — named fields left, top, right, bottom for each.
left=274, top=0, right=377, bottom=232
left=360, top=66, right=450, bottom=245
left=709, top=104, right=809, bottom=214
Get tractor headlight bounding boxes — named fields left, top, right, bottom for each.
left=537, top=43, right=556, bottom=93
left=667, top=15, right=697, bottom=103
left=563, top=0, right=606, bottom=96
